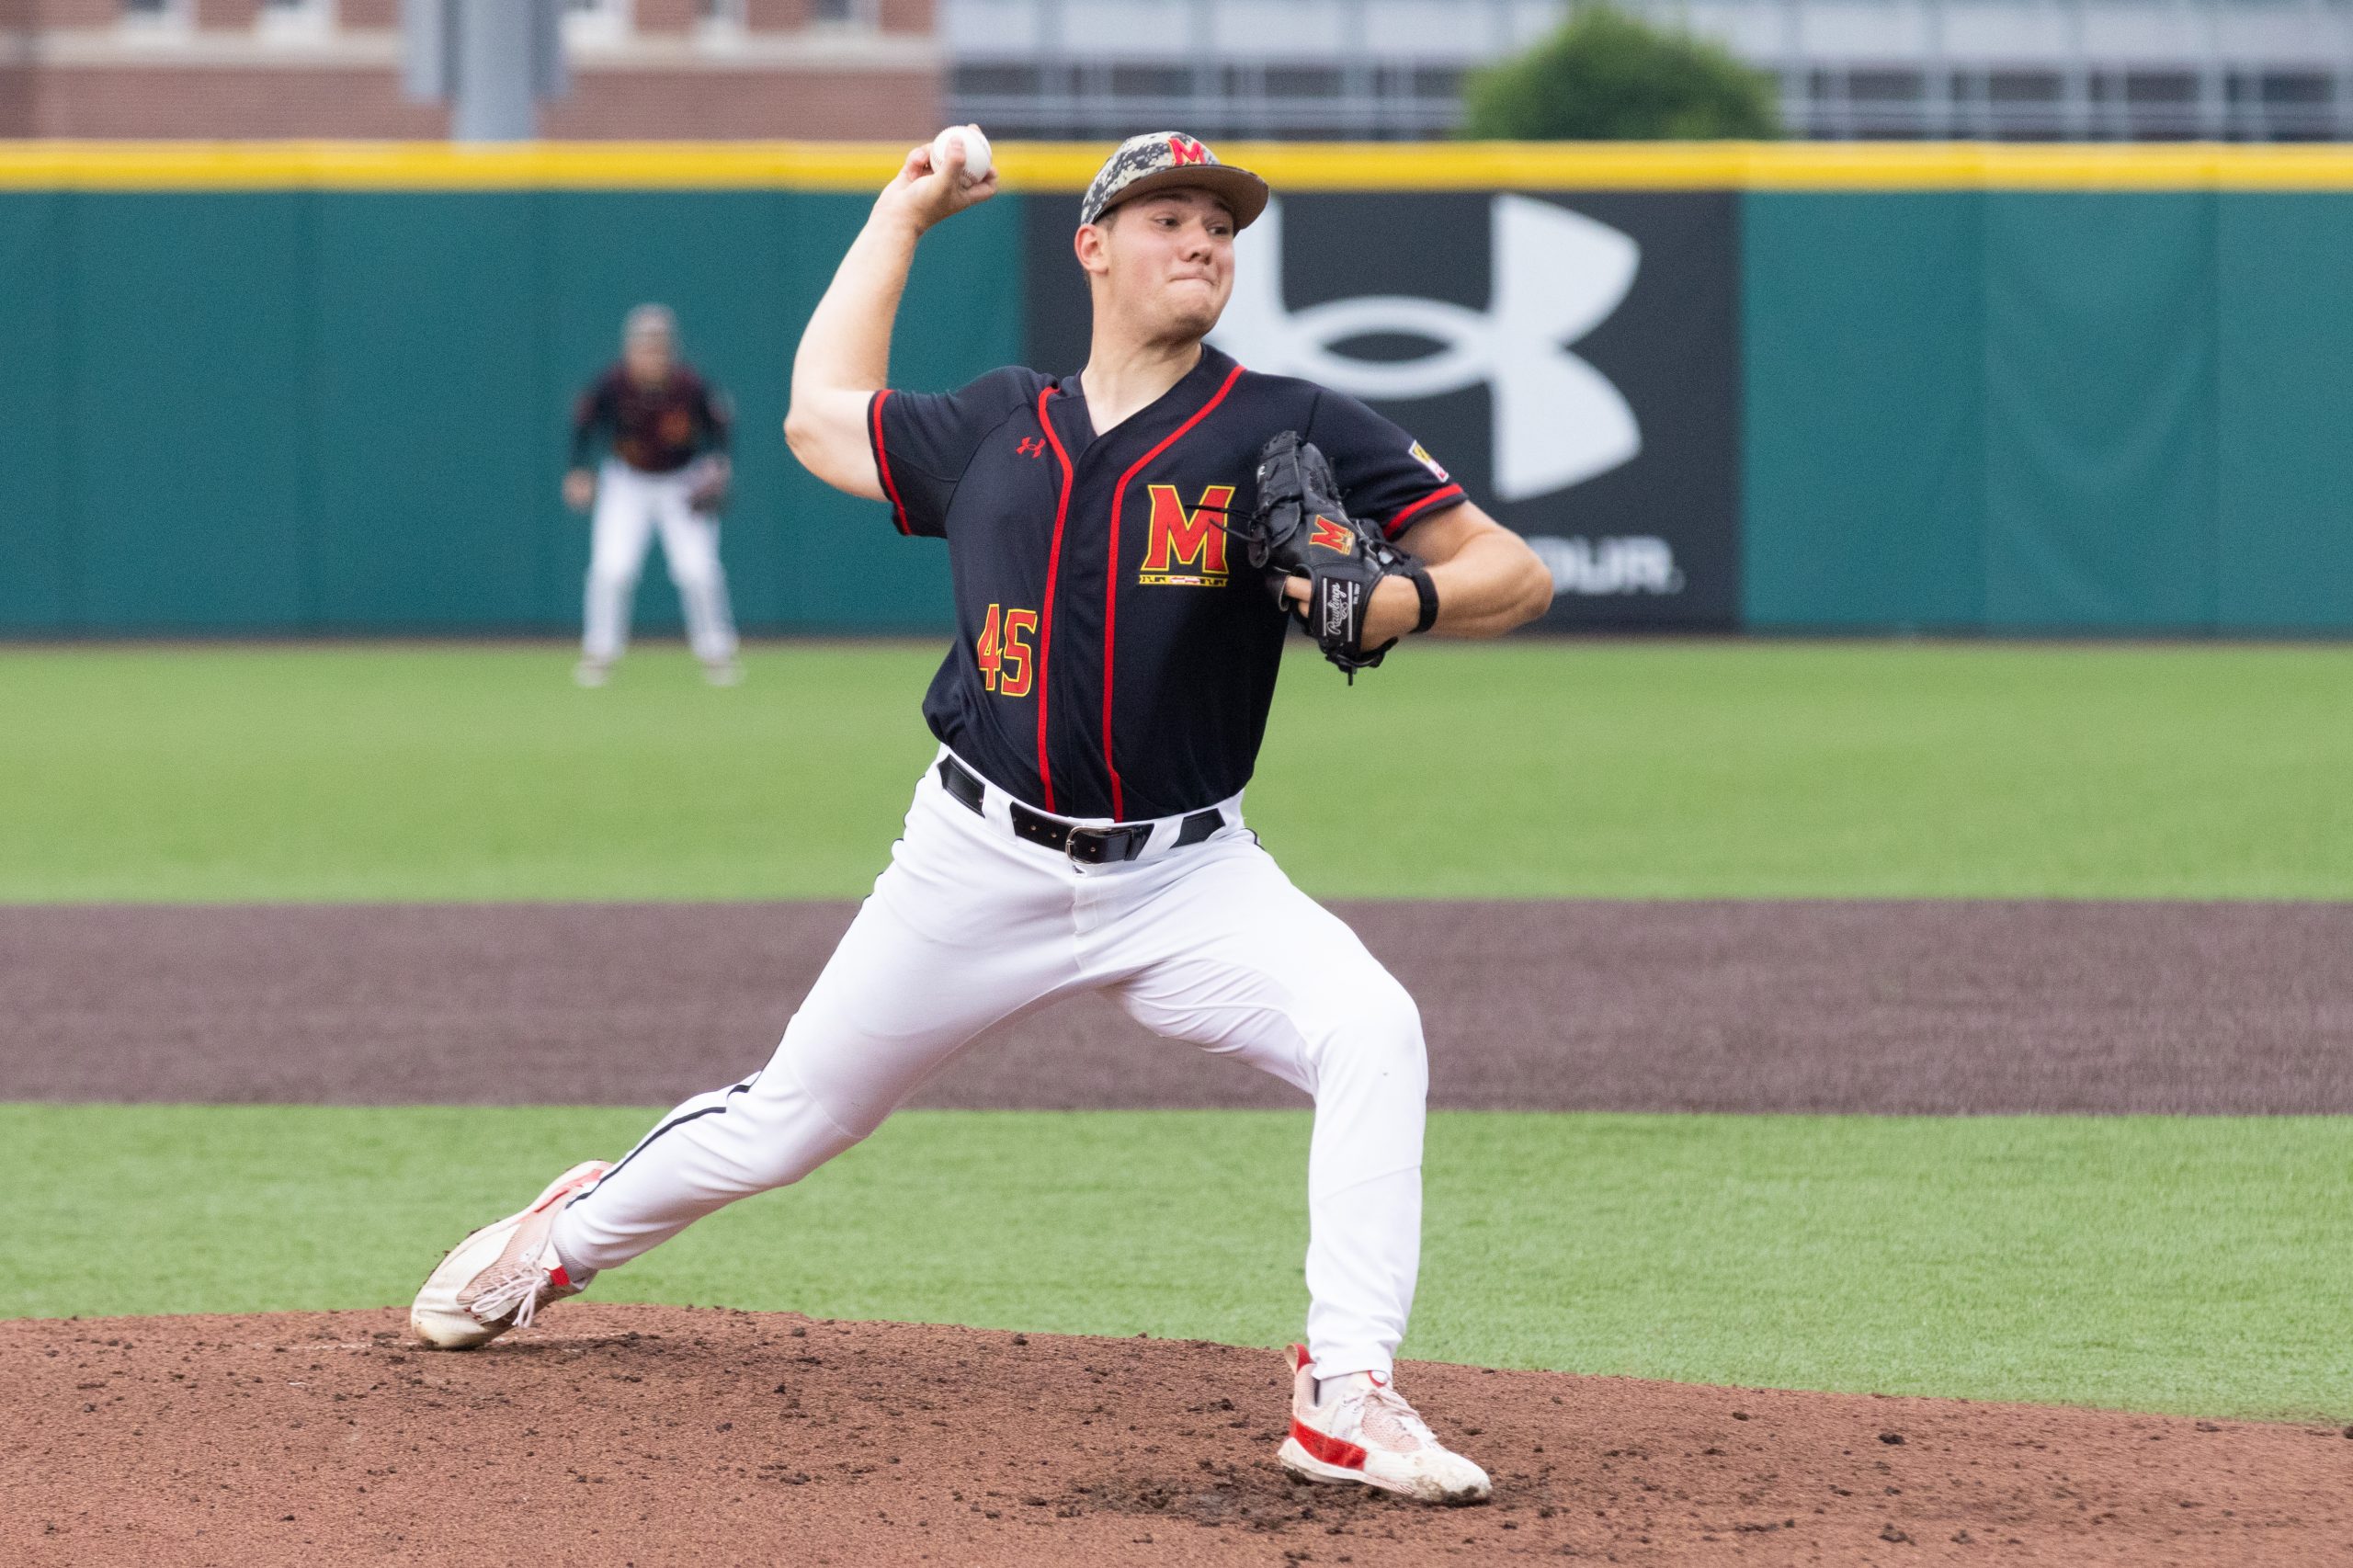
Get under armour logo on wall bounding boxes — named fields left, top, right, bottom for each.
left=1211, top=196, right=1643, bottom=502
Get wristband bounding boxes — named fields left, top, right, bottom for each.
left=1406, top=562, right=1439, bottom=633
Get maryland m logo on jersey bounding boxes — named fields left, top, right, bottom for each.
left=1140, top=484, right=1235, bottom=586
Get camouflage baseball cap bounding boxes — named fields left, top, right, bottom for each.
left=1078, top=131, right=1269, bottom=231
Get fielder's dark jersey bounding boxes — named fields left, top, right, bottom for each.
left=571, top=366, right=732, bottom=475
left=869, top=345, right=1467, bottom=821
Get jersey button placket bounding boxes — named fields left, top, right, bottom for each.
left=1096, top=361, right=1245, bottom=822
left=1031, top=387, right=1080, bottom=813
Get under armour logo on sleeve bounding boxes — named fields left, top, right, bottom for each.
left=1017, top=437, right=1047, bottom=458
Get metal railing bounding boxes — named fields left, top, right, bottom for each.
left=944, top=0, right=2353, bottom=140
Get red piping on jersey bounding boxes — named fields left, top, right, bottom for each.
left=1100, top=361, right=1245, bottom=819
left=870, top=390, right=913, bottom=537
left=1031, top=385, right=1076, bottom=813
left=1384, top=482, right=1466, bottom=540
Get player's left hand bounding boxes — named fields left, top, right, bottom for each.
left=1242, top=432, right=1424, bottom=676
left=686, top=454, right=732, bottom=515
left=1280, top=573, right=1420, bottom=648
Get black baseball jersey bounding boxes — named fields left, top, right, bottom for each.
left=571, top=365, right=731, bottom=475
left=869, top=345, right=1467, bottom=821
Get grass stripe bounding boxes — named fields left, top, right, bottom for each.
left=4, top=1104, right=2345, bottom=1421
left=4, top=642, right=2347, bottom=901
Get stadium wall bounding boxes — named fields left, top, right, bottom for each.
left=1744, top=187, right=2353, bottom=633
left=1, top=142, right=2348, bottom=638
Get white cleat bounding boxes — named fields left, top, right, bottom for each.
left=702, top=658, right=745, bottom=687
left=573, top=659, right=611, bottom=688
left=410, top=1160, right=611, bottom=1350
left=1276, top=1344, right=1492, bottom=1506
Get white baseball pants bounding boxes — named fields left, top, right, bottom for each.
left=553, top=751, right=1429, bottom=1381
left=582, top=458, right=738, bottom=665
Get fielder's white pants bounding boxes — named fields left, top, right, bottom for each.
left=582, top=458, right=737, bottom=665
left=553, top=751, right=1428, bottom=1381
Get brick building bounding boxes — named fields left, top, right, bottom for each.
left=0, top=0, right=943, bottom=139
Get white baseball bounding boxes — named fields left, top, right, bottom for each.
left=929, top=124, right=992, bottom=186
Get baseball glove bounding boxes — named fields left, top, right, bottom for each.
left=1234, top=431, right=1415, bottom=680
left=684, top=456, right=731, bottom=516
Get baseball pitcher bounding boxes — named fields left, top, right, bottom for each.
left=567, top=303, right=741, bottom=687
left=415, top=131, right=1554, bottom=1506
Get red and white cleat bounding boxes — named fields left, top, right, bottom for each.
left=410, top=1160, right=611, bottom=1350
left=1276, top=1344, right=1492, bottom=1506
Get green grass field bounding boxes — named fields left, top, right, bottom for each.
left=6, top=640, right=2347, bottom=1422
left=2, top=1105, right=2343, bottom=1420
left=3, top=640, right=2347, bottom=901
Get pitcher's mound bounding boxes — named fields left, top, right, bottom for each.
left=5, top=1305, right=2347, bottom=1565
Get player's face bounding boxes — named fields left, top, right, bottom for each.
left=1092, top=190, right=1236, bottom=343
left=624, top=332, right=674, bottom=384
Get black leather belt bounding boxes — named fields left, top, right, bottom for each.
left=937, top=756, right=1223, bottom=865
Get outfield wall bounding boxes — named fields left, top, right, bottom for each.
left=2, top=142, right=2348, bottom=637
left=1745, top=187, right=2353, bottom=633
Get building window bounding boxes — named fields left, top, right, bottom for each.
left=1266, top=65, right=1347, bottom=102
left=811, top=0, right=878, bottom=27
left=258, top=0, right=335, bottom=41
left=955, top=62, right=1041, bottom=97
left=1109, top=64, right=1189, bottom=100
left=563, top=0, right=632, bottom=48
left=119, top=0, right=192, bottom=34
left=697, top=0, right=746, bottom=44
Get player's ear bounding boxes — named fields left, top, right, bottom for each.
left=1074, top=212, right=1114, bottom=279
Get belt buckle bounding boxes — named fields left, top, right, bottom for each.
left=1064, top=823, right=1132, bottom=868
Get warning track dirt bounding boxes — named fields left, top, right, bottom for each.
left=6, top=900, right=2350, bottom=1112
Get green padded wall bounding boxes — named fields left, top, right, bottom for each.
left=1983, top=193, right=2216, bottom=631
left=0, top=192, right=68, bottom=629
left=3, top=178, right=2347, bottom=637
left=1741, top=192, right=1986, bottom=631
left=71, top=194, right=313, bottom=630
left=2215, top=195, right=2353, bottom=632
left=312, top=193, right=545, bottom=629
left=1745, top=188, right=2353, bottom=634
left=0, top=187, right=1020, bottom=636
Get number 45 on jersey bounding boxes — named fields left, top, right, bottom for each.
left=976, top=603, right=1038, bottom=699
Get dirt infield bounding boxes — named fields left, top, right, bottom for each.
left=8, top=1305, right=2351, bottom=1568
left=5, top=900, right=2350, bottom=1112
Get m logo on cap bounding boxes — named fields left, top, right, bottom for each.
left=1077, top=130, right=1268, bottom=230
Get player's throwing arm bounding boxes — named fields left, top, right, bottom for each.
left=784, top=128, right=999, bottom=494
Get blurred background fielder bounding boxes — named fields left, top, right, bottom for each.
left=566, top=304, right=741, bottom=687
